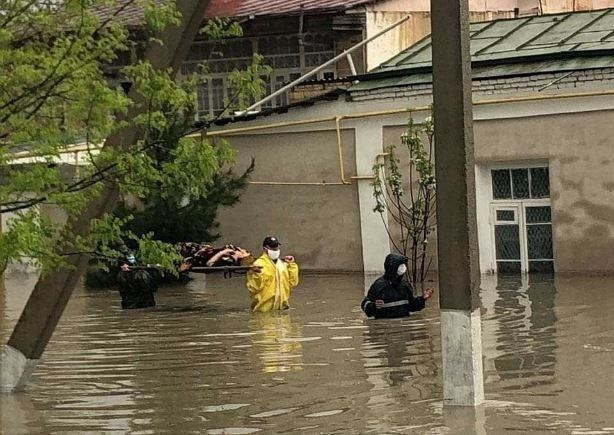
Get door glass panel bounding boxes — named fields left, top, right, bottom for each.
left=495, top=225, right=520, bottom=260
left=527, top=224, right=553, bottom=259
left=512, top=169, right=530, bottom=199
left=496, top=210, right=515, bottom=221
left=530, top=167, right=550, bottom=198
left=526, top=206, right=551, bottom=223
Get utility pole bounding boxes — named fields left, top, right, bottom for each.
left=431, top=0, right=485, bottom=406
left=1, top=0, right=211, bottom=393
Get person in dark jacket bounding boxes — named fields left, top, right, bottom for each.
left=361, top=253, right=433, bottom=319
left=116, top=254, right=157, bottom=309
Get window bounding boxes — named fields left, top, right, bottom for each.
left=185, top=32, right=336, bottom=118
left=491, top=167, right=550, bottom=200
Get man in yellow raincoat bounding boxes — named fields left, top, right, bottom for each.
left=247, top=236, right=299, bottom=312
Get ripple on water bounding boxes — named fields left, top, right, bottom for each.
left=250, top=408, right=298, bottom=418
left=202, top=404, right=250, bottom=413
left=304, top=409, right=346, bottom=418
left=277, top=336, right=322, bottom=343
left=207, top=428, right=261, bottom=434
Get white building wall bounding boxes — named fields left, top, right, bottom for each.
left=209, top=66, right=614, bottom=273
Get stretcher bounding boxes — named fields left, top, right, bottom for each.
left=188, top=265, right=258, bottom=273
left=124, top=264, right=259, bottom=279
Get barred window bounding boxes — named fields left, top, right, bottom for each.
left=491, top=167, right=550, bottom=200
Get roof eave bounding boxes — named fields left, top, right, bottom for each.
left=353, top=48, right=614, bottom=84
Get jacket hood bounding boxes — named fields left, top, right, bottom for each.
left=384, top=253, right=408, bottom=281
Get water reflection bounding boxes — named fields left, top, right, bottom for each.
left=441, top=405, right=487, bottom=435
left=249, top=312, right=303, bottom=373
left=2, top=272, right=614, bottom=433
left=481, top=274, right=557, bottom=393
left=361, top=314, right=441, bottom=433
left=363, top=320, right=435, bottom=388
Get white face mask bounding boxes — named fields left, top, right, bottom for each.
left=267, top=249, right=281, bottom=261
left=397, top=264, right=407, bottom=276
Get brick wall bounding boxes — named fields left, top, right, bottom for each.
left=290, top=80, right=354, bottom=103
left=350, top=67, right=614, bottom=102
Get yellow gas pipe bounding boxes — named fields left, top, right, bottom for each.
left=202, top=89, right=614, bottom=186
left=17, top=90, right=614, bottom=185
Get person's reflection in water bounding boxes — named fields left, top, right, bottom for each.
left=365, top=321, right=414, bottom=386
left=363, top=319, right=437, bottom=391
left=361, top=319, right=439, bottom=432
left=249, top=312, right=303, bottom=373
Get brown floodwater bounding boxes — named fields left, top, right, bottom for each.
left=1, top=271, right=614, bottom=434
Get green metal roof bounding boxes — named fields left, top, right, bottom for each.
left=352, top=8, right=614, bottom=91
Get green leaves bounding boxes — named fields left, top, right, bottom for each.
left=143, top=0, right=181, bottom=35
left=201, top=17, right=243, bottom=40
left=402, top=117, right=435, bottom=190
left=226, top=54, right=272, bottom=113
left=0, top=2, right=259, bottom=274
left=137, top=234, right=182, bottom=275
left=0, top=208, right=62, bottom=274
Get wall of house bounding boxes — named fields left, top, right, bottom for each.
left=209, top=66, right=614, bottom=274
left=215, top=129, right=364, bottom=271
left=474, top=109, right=614, bottom=274
left=352, top=67, right=614, bottom=102
left=381, top=108, right=614, bottom=274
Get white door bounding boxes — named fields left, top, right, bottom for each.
left=490, top=201, right=554, bottom=274
left=488, top=166, right=554, bottom=274
left=491, top=204, right=523, bottom=273
left=522, top=202, right=554, bottom=273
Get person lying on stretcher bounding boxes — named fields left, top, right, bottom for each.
left=179, top=243, right=253, bottom=271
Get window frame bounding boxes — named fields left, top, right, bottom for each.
left=489, top=163, right=551, bottom=202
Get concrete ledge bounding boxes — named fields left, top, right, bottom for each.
left=1, top=345, right=38, bottom=393
left=440, top=309, right=485, bottom=406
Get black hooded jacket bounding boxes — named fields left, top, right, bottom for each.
left=361, top=253, right=426, bottom=319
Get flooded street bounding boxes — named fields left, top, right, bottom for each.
left=2, top=272, right=614, bottom=434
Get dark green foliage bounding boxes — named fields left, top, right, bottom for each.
left=119, top=158, right=255, bottom=244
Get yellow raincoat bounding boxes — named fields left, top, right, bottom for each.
left=246, top=254, right=299, bottom=312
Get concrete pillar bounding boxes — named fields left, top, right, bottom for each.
left=1, top=0, right=212, bottom=393
left=355, top=120, right=390, bottom=278
left=430, top=0, right=485, bottom=406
